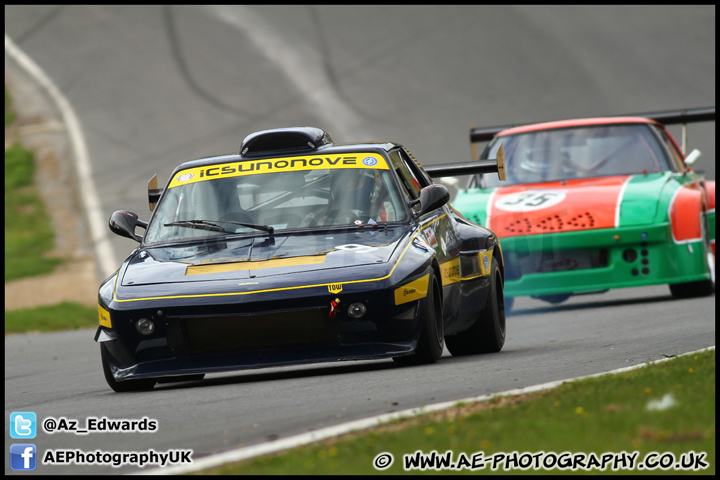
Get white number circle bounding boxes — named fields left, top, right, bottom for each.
left=494, top=190, right=566, bottom=212
left=335, top=244, right=377, bottom=253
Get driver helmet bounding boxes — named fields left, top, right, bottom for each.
left=330, top=169, right=376, bottom=213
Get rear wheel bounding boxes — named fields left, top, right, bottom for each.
left=393, top=271, right=444, bottom=366
left=446, top=258, right=506, bottom=355
left=101, top=347, right=156, bottom=393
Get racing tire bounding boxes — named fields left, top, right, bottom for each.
left=101, top=347, right=156, bottom=393
left=445, top=257, right=506, bottom=356
left=669, top=219, right=715, bottom=299
left=535, top=294, right=571, bottom=305
left=393, top=271, right=444, bottom=366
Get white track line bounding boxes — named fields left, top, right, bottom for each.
left=5, top=34, right=116, bottom=277
left=142, top=346, right=714, bottom=475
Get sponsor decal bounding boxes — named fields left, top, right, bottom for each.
left=175, top=173, right=194, bottom=183
left=168, top=153, right=389, bottom=188
left=98, top=305, right=112, bottom=328
left=328, top=284, right=343, bottom=294
left=424, top=228, right=438, bottom=248
left=440, top=258, right=461, bottom=286
left=394, top=274, right=429, bottom=305
left=482, top=253, right=490, bottom=274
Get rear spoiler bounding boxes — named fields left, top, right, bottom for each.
left=148, top=174, right=162, bottom=212
left=424, top=143, right=506, bottom=180
left=467, top=105, right=715, bottom=159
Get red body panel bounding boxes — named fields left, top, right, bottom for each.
left=488, top=176, right=630, bottom=237
left=668, top=184, right=703, bottom=243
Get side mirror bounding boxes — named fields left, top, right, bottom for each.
left=684, top=149, right=701, bottom=166
left=413, top=184, right=450, bottom=216
left=109, top=211, right=147, bottom=242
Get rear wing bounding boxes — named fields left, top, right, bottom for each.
left=468, top=106, right=715, bottom=158
left=424, top=106, right=714, bottom=181
left=629, top=106, right=715, bottom=154
left=424, top=143, right=506, bottom=180
left=148, top=174, right=162, bottom=212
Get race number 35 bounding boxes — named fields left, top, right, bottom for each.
left=494, top=191, right=566, bottom=212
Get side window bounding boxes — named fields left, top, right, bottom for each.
left=653, top=125, right=686, bottom=172
left=388, top=150, right=421, bottom=201
left=400, top=148, right=432, bottom=187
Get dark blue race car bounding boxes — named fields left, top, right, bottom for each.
left=95, top=127, right=507, bottom=392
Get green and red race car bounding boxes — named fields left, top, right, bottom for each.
left=430, top=107, right=715, bottom=310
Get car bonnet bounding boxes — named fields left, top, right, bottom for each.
left=120, top=227, right=407, bottom=286
left=479, top=174, right=666, bottom=237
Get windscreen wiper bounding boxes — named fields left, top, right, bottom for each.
left=164, top=219, right=274, bottom=234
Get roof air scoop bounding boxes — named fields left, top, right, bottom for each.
left=240, top=127, right=333, bottom=156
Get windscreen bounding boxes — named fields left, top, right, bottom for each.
left=480, top=124, right=672, bottom=187
left=144, top=153, right=408, bottom=244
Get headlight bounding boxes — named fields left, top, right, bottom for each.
left=347, top=302, right=367, bottom=319
left=135, top=318, right=155, bottom=335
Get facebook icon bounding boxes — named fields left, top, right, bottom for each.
left=10, top=444, right=37, bottom=470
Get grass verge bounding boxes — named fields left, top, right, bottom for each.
left=5, top=86, right=64, bottom=282
left=202, top=349, right=714, bottom=475
left=5, top=302, right=99, bottom=334
left=5, top=84, right=89, bottom=335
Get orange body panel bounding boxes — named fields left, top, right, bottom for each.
left=488, top=176, right=630, bottom=237
left=668, top=184, right=703, bottom=243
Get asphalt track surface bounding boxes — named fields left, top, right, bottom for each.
left=4, top=5, right=715, bottom=475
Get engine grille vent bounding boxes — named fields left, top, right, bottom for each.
left=166, top=308, right=332, bottom=355
left=504, top=212, right=596, bottom=235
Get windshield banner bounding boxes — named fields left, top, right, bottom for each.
left=168, top=153, right=389, bottom=189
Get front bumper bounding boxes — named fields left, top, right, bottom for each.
left=500, top=223, right=711, bottom=297
left=96, top=281, right=425, bottom=382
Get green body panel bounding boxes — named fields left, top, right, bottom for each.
left=708, top=209, right=716, bottom=246
left=453, top=171, right=714, bottom=298
left=500, top=224, right=708, bottom=297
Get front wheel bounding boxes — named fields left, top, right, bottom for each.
left=101, top=347, right=156, bottom=393
left=446, top=257, right=506, bottom=355
left=669, top=220, right=715, bottom=299
left=393, top=271, right=444, bottom=366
